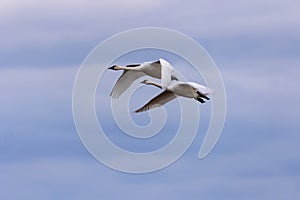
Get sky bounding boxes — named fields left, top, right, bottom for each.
left=1, top=0, right=300, bottom=199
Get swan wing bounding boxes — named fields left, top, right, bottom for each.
left=110, top=71, right=145, bottom=99
left=135, top=90, right=176, bottom=113
left=159, top=58, right=174, bottom=89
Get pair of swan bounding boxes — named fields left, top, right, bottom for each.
left=109, top=58, right=212, bottom=113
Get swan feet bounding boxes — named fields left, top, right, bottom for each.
left=197, top=97, right=206, bottom=104
left=195, top=91, right=209, bottom=103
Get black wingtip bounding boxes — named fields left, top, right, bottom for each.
left=134, top=107, right=147, bottom=113
left=134, top=108, right=143, bottom=113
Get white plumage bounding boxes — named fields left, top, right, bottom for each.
left=108, top=58, right=178, bottom=99
left=135, top=80, right=212, bottom=113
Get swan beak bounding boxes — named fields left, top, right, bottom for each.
left=108, top=65, right=116, bottom=70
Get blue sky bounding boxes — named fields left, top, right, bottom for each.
left=1, top=0, right=300, bottom=199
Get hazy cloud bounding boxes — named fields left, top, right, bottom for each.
left=1, top=0, right=300, bottom=199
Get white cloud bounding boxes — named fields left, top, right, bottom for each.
left=1, top=0, right=299, bottom=52
left=166, top=0, right=300, bottom=37
left=0, top=0, right=162, bottom=16
left=224, top=66, right=300, bottom=122
left=1, top=63, right=300, bottom=199
left=0, top=0, right=166, bottom=50
left=1, top=2, right=300, bottom=198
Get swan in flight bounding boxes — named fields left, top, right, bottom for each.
left=135, top=80, right=212, bottom=113
left=108, top=58, right=178, bottom=98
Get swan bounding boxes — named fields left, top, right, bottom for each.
left=108, top=58, right=178, bottom=98
left=135, top=80, right=212, bottom=113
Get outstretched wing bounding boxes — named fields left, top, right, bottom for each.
left=110, top=70, right=145, bottom=99
left=135, top=90, right=176, bottom=113
left=159, top=58, right=175, bottom=89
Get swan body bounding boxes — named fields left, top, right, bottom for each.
left=135, top=80, right=212, bottom=113
left=109, top=58, right=178, bottom=99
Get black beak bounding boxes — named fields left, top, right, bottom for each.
left=108, top=65, right=116, bottom=70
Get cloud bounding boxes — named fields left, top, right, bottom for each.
left=220, top=57, right=300, bottom=124
left=1, top=1, right=300, bottom=199
left=1, top=0, right=299, bottom=59
left=0, top=0, right=165, bottom=49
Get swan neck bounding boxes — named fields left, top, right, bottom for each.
left=115, top=65, right=137, bottom=70
left=147, top=81, right=162, bottom=89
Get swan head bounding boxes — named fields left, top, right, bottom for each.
left=108, top=65, right=122, bottom=70
left=171, top=75, right=179, bottom=81
left=140, top=80, right=150, bottom=85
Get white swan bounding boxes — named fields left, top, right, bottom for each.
left=135, top=80, right=212, bottom=113
left=108, top=58, right=178, bottom=98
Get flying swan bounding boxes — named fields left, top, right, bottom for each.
left=135, top=80, right=212, bottom=113
left=108, top=58, right=178, bottom=98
